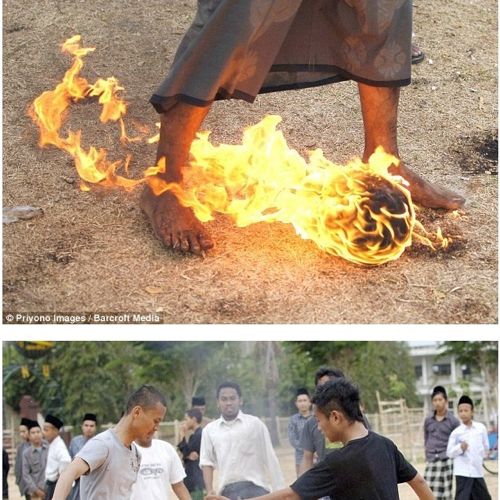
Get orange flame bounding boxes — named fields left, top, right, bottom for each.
left=29, top=35, right=449, bottom=265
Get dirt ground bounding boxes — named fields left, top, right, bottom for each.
left=5, top=443, right=498, bottom=499
left=2, top=0, right=498, bottom=324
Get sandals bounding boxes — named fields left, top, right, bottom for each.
left=412, top=43, right=425, bottom=65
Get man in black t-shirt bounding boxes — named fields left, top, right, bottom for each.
left=208, top=378, right=434, bottom=500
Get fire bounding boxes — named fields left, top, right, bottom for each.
left=29, top=35, right=449, bottom=266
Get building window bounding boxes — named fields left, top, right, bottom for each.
left=415, top=365, right=423, bottom=378
left=432, top=363, right=452, bottom=375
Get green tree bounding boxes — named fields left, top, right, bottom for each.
left=3, top=341, right=143, bottom=426
left=136, top=342, right=252, bottom=419
left=285, top=341, right=418, bottom=412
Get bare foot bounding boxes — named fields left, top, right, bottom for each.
left=140, top=185, right=214, bottom=255
left=389, top=162, right=466, bottom=210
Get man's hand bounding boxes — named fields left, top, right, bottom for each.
left=460, top=441, right=469, bottom=452
left=35, top=487, right=46, bottom=498
left=188, top=451, right=199, bottom=460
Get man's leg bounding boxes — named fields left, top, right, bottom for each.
left=141, top=101, right=214, bottom=255
left=358, top=83, right=465, bottom=210
left=455, top=475, right=474, bottom=500
left=470, top=477, right=491, bottom=500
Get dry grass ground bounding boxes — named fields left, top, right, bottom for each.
left=3, top=0, right=497, bottom=324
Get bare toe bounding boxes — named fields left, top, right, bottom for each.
left=141, top=185, right=214, bottom=255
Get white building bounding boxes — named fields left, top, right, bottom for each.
left=409, top=341, right=496, bottom=426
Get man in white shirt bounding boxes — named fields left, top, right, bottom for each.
left=446, top=395, right=491, bottom=500
left=52, top=385, right=167, bottom=500
left=43, top=414, right=72, bottom=499
left=200, top=381, right=285, bottom=499
left=131, top=438, right=191, bottom=500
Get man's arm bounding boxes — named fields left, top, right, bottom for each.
left=172, top=480, right=192, bottom=500
left=206, top=487, right=299, bottom=500
left=407, top=473, right=435, bottom=500
left=446, top=429, right=464, bottom=458
left=259, top=422, right=285, bottom=490
left=52, top=457, right=89, bottom=500
left=298, top=449, right=314, bottom=474
left=423, top=418, right=429, bottom=448
left=202, top=465, right=215, bottom=495
left=288, top=418, right=300, bottom=450
left=298, top=419, right=316, bottom=474
left=14, top=445, right=23, bottom=484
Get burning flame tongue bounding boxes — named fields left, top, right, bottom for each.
left=178, top=118, right=416, bottom=265
left=29, top=36, right=449, bottom=266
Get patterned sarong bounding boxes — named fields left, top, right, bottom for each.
left=151, top=0, right=412, bottom=113
left=424, top=457, right=454, bottom=500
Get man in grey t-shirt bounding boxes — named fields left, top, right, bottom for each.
left=299, top=367, right=345, bottom=474
left=52, top=385, right=167, bottom=500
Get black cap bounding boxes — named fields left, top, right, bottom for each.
left=192, top=397, right=205, bottom=406
left=20, top=418, right=32, bottom=427
left=296, top=388, right=310, bottom=397
left=458, top=395, right=474, bottom=408
left=431, top=386, right=448, bottom=399
left=45, top=414, right=64, bottom=430
left=83, top=413, right=97, bottom=423
left=27, top=419, right=41, bottom=431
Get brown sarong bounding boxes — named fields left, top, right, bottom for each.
left=151, top=0, right=412, bottom=113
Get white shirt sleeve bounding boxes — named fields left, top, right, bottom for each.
left=258, top=421, right=285, bottom=490
left=199, top=427, right=216, bottom=468
left=166, top=443, right=186, bottom=484
left=481, top=425, right=490, bottom=458
left=446, top=428, right=463, bottom=458
left=57, top=441, right=72, bottom=474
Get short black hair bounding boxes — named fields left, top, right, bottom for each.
left=431, top=386, right=448, bottom=400
left=216, top=381, right=242, bottom=398
left=314, top=366, right=345, bottom=386
left=186, top=408, right=203, bottom=423
left=125, top=385, right=167, bottom=414
left=312, top=378, right=364, bottom=423
left=458, top=395, right=474, bottom=409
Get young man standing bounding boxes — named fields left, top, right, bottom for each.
left=43, top=415, right=71, bottom=500
left=447, top=395, right=491, bottom=500
left=423, top=386, right=460, bottom=500
left=15, top=418, right=32, bottom=499
left=287, top=389, right=312, bottom=477
left=200, top=382, right=285, bottom=499
left=191, top=397, right=211, bottom=429
left=299, top=367, right=345, bottom=474
left=178, top=408, right=205, bottom=499
left=52, top=385, right=167, bottom=500
left=209, top=378, right=434, bottom=500
left=22, top=420, right=49, bottom=499
left=68, top=413, right=98, bottom=500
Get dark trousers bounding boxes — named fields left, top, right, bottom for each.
left=455, top=476, right=491, bottom=500
left=220, top=481, right=269, bottom=500
left=45, top=480, right=57, bottom=500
